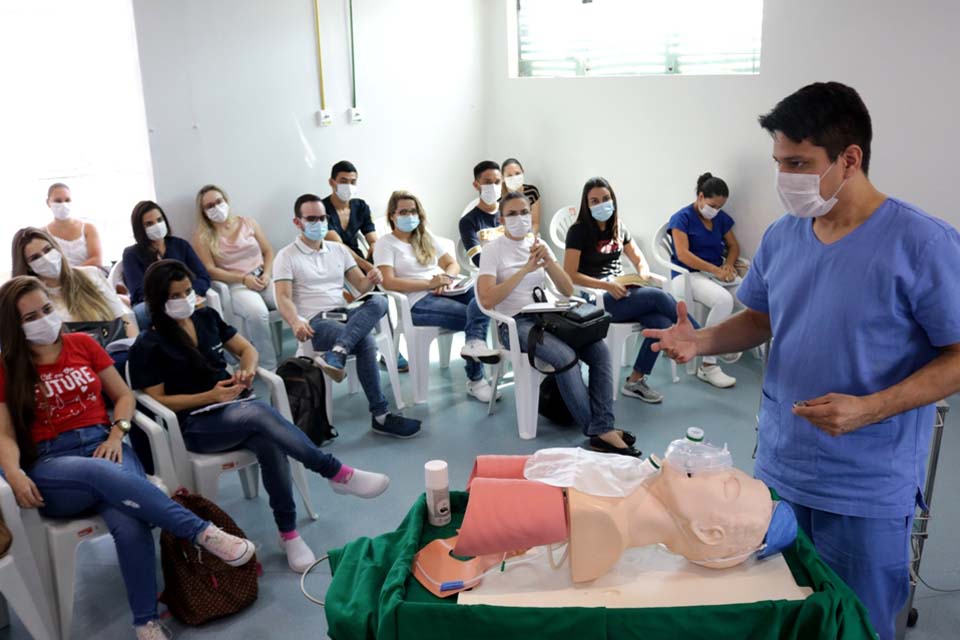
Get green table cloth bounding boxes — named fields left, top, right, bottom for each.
left=326, top=491, right=875, bottom=640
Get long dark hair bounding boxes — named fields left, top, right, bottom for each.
left=0, top=276, right=49, bottom=465
left=576, top=176, right=621, bottom=247
left=143, top=259, right=218, bottom=375
left=131, top=200, right=171, bottom=265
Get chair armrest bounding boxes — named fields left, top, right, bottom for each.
left=256, top=367, right=293, bottom=421
left=133, top=390, right=193, bottom=489
left=209, top=280, right=235, bottom=325
left=381, top=289, right=414, bottom=328
left=132, top=410, right=181, bottom=494
left=645, top=272, right=668, bottom=286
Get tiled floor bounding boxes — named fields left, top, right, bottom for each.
left=2, top=336, right=958, bottom=639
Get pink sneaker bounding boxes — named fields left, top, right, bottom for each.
left=196, top=524, right=256, bottom=567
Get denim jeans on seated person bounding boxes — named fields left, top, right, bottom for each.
left=181, top=400, right=342, bottom=533
left=499, top=317, right=615, bottom=437
left=410, top=289, right=489, bottom=381
left=27, top=425, right=209, bottom=625
left=309, top=295, right=390, bottom=417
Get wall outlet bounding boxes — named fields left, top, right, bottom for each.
left=316, top=110, right=333, bottom=127
left=348, top=107, right=364, bottom=124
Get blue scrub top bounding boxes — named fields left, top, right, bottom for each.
left=738, top=198, right=960, bottom=518
left=667, top=204, right=735, bottom=273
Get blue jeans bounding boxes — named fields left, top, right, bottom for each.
left=182, top=400, right=342, bottom=533
left=501, top=318, right=615, bottom=436
left=788, top=501, right=911, bottom=640
left=133, top=301, right=151, bottom=330
left=28, top=425, right=209, bottom=626
left=411, top=290, right=489, bottom=381
left=309, top=295, right=390, bottom=416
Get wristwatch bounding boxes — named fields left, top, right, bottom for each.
left=112, top=419, right=132, bottom=435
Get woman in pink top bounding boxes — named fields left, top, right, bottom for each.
left=192, top=185, right=279, bottom=370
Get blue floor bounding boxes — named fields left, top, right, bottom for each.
left=3, top=335, right=959, bottom=638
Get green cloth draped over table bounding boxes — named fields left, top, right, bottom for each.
left=326, top=491, right=876, bottom=640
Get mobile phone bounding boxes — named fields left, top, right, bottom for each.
left=321, top=311, right=348, bottom=322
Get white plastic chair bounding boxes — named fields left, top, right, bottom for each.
left=130, top=366, right=319, bottom=522
left=547, top=205, right=578, bottom=254
left=382, top=291, right=453, bottom=405
left=209, top=280, right=286, bottom=360
left=0, top=479, right=58, bottom=640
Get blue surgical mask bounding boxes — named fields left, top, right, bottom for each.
left=396, top=214, right=420, bottom=233
left=302, top=220, right=328, bottom=241
left=590, top=201, right=615, bottom=222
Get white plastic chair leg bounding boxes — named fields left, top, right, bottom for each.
left=291, top=461, right=319, bottom=520
left=346, top=359, right=359, bottom=395
left=195, top=467, right=222, bottom=502
left=375, top=330, right=405, bottom=410
left=238, top=465, right=261, bottom=499
left=48, top=523, right=101, bottom=640
left=487, top=360, right=503, bottom=416
left=0, top=557, right=57, bottom=640
left=438, top=333, right=453, bottom=368
left=411, top=335, right=433, bottom=405
left=324, top=375, right=334, bottom=424
left=516, top=364, right=542, bottom=440
left=607, top=334, right=629, bottom=401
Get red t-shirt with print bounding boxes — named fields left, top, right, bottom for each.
left=0, top=333, right=114, bottom=443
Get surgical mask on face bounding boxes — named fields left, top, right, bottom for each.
left=302, top=219, right=328, bottom=241
left=504, top=213, right=532, bottom=238
left=23, top=310, right=63, bottom=345
left=336, top=183, right=358, bottom=202
left=396, top=214, right=420, bottom=233
left=145, top=221, right=168, bottom=241
left=776, top=161, right=847, bottom=218
left=29, top=249, right=63, bottom=279
left=479, top=184, right=500, bottom=206
left=165, top=291, right=197, bottom=320
left=50, top=202, right=72, bottom=220
left=590, top=201, right=615, bottom=222
left=700, top=203, right=719, bottom=220
left=206, top=202, right=229, bottom=223
left=504, top=174, right=524, bottom=191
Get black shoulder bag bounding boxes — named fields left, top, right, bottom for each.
left=525, top=287, right=611, bottom=374
left=64, top=318, right=127, bottom=349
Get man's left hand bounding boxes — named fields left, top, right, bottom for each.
left=792, top=393, right=881, bottom=436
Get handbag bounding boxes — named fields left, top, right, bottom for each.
left=64, top=318, right=127, bottom=348
left=525, top=287, right=611, bottom=374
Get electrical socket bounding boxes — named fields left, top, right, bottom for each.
left=316, top=110, right=333, bottom=127
left=348, top=107, right=364, bottom=124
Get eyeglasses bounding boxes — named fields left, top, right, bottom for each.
left=396, top=208, right=419, bottom=216
left=302, top=215, right=326, bottom=223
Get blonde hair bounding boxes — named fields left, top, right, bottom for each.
left=386, top=190, right=436, bottom=265
left=195, top=184, right=233, bottom=259
left=11, top=227, right=113, bottom=322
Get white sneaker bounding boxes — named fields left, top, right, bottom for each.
left=330, top=468, right=390, bottom=498
left=467, top=378, right=501, bottom=403
left=280, top=535, right=317, bottom=573
left=196, top=524, right=256, bottom=567
left=697, top=364, right=736, bottom=389
left=135, top=620, right=172, bottom=640
left=460, top=339, right=501, bottom=364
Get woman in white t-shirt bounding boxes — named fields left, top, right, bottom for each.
left=374, top=190, right=499, bottom=403
left=476, top=192, right=638, bottom=456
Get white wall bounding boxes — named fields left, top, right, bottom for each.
left=483, top=0, right=960, bottom=262
left=132, top=0, right=487, bottom=250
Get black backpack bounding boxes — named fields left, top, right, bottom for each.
left=538, top=375, right=575, bottom=426
left=276, top=356, right=338, bottom=445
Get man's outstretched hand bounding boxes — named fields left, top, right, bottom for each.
left=642, top=300, right=698, bottom=364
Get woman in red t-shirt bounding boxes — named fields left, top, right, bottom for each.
left=0, top=276, right=255, bottom=640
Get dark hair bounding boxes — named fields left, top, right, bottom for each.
left=293, top=193, right=322, bottom=218
left=501, top=157, right=523, bottom=172
left=696, top=172, right=729, bottom=199
left=0, top=276, right=47, bottom=465
left=498, top=191, right=529, bottom=214
left=130, top=200, right=171, bottom=265
left=143, top=259, right=218, bottom=375
left=576, top=176, right=620, bottom=244
left=330, top=160, right=357, bottom=179
left=46, top=182, right=69, bottom=199
left=758, top=81, right=873, bottom=175
left=473, top=160, right=500, bottom=180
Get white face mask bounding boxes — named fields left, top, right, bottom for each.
left=145, top=221, right=168, bottom=241
left=29, top=249, right=63, bottom=279
left=336, top=183, right=358, bottom=202
left=165, top=291, right=197, bottom=320
left=23, top=310, right=63, bottom=345
left=206, top=202, right=229, bottom=223
left=700, top=203, right=719, bottom=220
left=479, top=183, right=500, bottom=206
left=504, top=174, right=524, bottom=192
left=776, top=161, right=847, bottom=218
left=50, top=202, right=72, bottom=220
left=504, top=213, right=532, bottom=238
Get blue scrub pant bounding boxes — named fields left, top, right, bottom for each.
left=787, top=501, right=912, bottom=640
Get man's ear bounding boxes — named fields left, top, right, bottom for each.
left=840, top=144, right=864, bottom=178
left=328, top=177, right=337, bottom=190
left=473, top=179, right=480, bottom=192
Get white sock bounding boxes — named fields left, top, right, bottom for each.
left=374, top=413, right=388, bottom=425
left=332, top=345, right=348, bottom=355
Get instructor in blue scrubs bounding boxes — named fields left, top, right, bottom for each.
left=645, top=82, right=960, bottom=640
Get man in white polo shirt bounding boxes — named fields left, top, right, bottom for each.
left=274, top=193, right=421, bottom=438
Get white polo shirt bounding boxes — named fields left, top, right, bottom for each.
left=273, top=237, right=356, bottom=318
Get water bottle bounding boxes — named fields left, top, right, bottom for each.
left=424, top=460, right=452, bottom=526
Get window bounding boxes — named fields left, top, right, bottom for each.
left=0, top=0, right=154, bottom=277
left=516, top=0, right=763, bottom=78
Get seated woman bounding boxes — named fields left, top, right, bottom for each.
left=122, top=200, right=212, bottom=329
left=192, top=184, right=279, bottom=370
left=500, top=158, right=542, bottom=233
left=128, top=259, right=389, bottom=573
left=668, top=172, right=741, bottom=388
left=43, top=182, right=103, bottom=268
left=12, top=227, right=137, bottom=340
left=476, top=191, right=637, bottom=456
left=374, top=190, right=500, bottom=403
left=563, top=177, right=695, bottom=403
left=0, top=276, right=254, bottom=640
